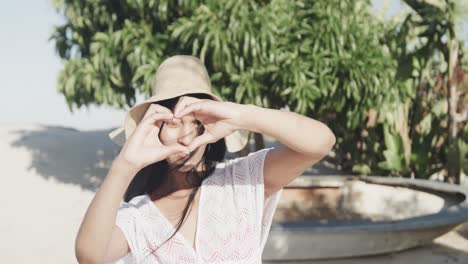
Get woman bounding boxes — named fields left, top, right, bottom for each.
left=75, top=55, right=336, bottom=264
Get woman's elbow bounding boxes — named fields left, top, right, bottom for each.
left=315, top=128, right=336, bottom=156
left=327, top=132, right=336, bottom=149
left=75, top=241, right=102, bottom=264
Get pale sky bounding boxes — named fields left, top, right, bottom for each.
left=0, top=0, right=466, bottom=131
left=0, top=0, right=129, bottom=131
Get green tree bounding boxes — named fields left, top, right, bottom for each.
left=377, top=0, right=468, bottom=182
left=51, top=0, right=398, bottom=160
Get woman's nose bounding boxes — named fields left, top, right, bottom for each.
left=177, top=125, right=197, bottom=146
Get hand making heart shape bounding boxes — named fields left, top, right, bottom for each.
left=116, top=96, right=245, bottom=170
left=173, top=96, right=244, bottom=152
left=116, top=103, right=192, bottom=170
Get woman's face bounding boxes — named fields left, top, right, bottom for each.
left=159, top=103, right=206, bottom=172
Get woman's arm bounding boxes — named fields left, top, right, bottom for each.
left=238, top=104, right=336, bottom=157
left=171, top=97, right=335, bottom=197
left=75, top=158, right=139, bottom=263
left=237, top=104, right=336, bottom=198
left=75, top=105, right=190, bottom=263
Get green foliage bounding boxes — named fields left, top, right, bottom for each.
left=50, top=0, right=199, bottom=110
left=50, top=0, right=396, bottom=118
left=378, top=124, right=408, bottom=174
left=375, top=0, right=468, bottom=179
left=50, top=0, right=400, bottom=173
left=50, top=0, right=466, bottom=180
left=460, top=125, right=468, bottom=174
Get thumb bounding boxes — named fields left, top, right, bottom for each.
left=187, top=133, right=211, bottom=153
left=162, top=144, right=190, bottom=157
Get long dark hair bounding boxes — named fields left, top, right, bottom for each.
left=123, top=92, right=226, bottom=250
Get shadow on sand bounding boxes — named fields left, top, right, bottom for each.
left=9, top=125, right=343, bottom=192
left=10, top=125, right=121, bottom=191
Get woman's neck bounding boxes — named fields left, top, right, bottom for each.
left=155, top=163, right=206, bottom=199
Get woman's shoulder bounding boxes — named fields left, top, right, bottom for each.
left=118, top=194, right=151, bottom=214
left=125, top=194, right=148, bottom=206
left=214, top=147, right=274, bottom=187
left=115, top=194, right=156, bottom=227
left=222, top=147, right=274, bottom=170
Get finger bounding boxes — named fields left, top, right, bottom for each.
left=175, top=102, right=210, bottom=119
left=159, top=143, right=190, bottom=157
left=134, top=112, right=173, bottom=139
left=147, top=123, right=160, bottom=141
left=141, top=112, right=173, bottom=126
left=187, top=132, right=212, bottom=152
left=142, top=103, right=172, bottom=120
left=172, top=97, right=188, bottom=118
left=173, top=96, right=203, bottom=118
left=151, top=104, right=173, bottom=114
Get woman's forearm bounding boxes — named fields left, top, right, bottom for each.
left=75, top=158, right=139, bottom=263
left=237, top=104, right=336, bottom=157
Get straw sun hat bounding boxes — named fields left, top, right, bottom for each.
left=108, top=55, right=249, bottom=153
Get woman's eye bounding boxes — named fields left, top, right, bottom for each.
left=165, top=120, right=200, bottom=127
left=166, top=121, right=181, bottom=127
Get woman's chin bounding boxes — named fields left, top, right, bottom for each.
left=178, top=167, right=191, bottom=172
left=172, top=159, right=192, bottom=169
left=174, top=164, right=193, bottom=172
left=168, top=155, right=197, bottom=171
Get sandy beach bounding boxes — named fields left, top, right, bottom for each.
left=1, top=124, right=467, bottom=263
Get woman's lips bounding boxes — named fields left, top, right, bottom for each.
left=177, top=152, right=189, bottom=158
left=176, top=153, right=190, bottom=163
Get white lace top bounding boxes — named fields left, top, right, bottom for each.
left=112, top=147, right=283, bottom=264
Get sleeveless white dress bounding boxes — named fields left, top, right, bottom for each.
left=113, top=147, right=283, bottom=264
